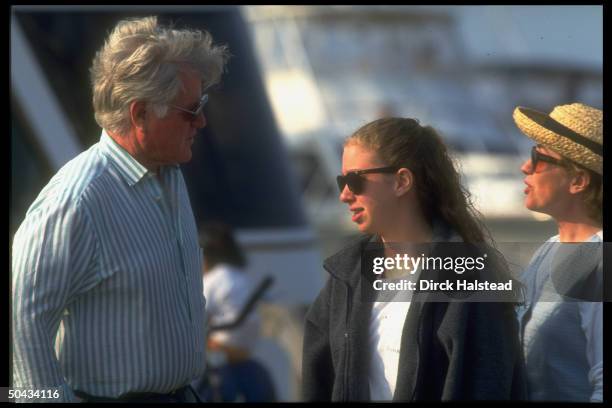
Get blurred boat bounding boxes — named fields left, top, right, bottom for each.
left=243, top=6, right=551, bottom=251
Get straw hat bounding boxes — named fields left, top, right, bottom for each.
left=512, top=103, right=602, bottom=175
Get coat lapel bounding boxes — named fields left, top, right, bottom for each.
left=348, top=275, right=374, bottom=400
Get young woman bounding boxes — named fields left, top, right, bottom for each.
left=302, top=117, right=526, bottom=401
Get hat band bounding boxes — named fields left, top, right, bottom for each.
left=547, top=117, right=602, bottom=156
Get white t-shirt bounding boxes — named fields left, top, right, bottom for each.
left=368, top=267, right=415, bottom=401
left=368, top=298, right=411, bottom=401
left=203, top=263, right=261, bottom=351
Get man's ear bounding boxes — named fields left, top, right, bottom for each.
left=129, top=100, right=147, bottom=130
left=395, top=167, right=414, bottom=197
left=569, top=169, right=591, bottom=194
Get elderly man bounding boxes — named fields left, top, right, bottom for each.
left=513, top=103, right=603, bottom=402
left=12, top=16, right=229, bottom=402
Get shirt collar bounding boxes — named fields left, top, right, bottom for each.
left=98, top=130, right=179, bottom=186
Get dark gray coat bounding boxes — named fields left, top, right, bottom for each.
left=302, top=233, right=527, bottom=401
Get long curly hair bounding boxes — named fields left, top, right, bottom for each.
left=347, top=117, right=489, bottom=243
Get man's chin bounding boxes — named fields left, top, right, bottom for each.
left=178, top=151, right=193, bottom=163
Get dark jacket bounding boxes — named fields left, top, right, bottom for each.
left=302, top=231, right=527, bottom=401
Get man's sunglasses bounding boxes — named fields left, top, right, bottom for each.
left=336, top=166, right=398, bottom=194
left=170, top=93, right=208, bottom=122
left=530, top=146, right=566, bottom=174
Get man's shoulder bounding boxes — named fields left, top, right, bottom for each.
left=26, top=144, right=111, bottom=214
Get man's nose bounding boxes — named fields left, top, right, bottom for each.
left=193, top=112, right=206, bottom=129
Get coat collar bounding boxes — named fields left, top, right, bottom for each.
left=323, top=219, right=462, bottom=287
left=323, top=234, right=374, bottom=288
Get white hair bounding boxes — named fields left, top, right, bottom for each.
left=90, top=16, right=230, bottom=134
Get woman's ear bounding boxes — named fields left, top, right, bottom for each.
left=129, top=100, right=147, bottom=130
left=395, top=167, right=414, bottom=197
left=569, top=169, right=591, bottom=195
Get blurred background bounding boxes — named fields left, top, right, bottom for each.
left=10, top=5, right=602, bottom=401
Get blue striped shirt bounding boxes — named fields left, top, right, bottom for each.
left=12, top=130, right=206, bottom=402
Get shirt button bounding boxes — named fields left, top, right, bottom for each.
left=155, top=196, right=161, bottom=201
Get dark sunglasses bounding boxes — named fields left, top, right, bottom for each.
left=530, top=146, right=566, bottom=174
left=336, top=166, right=398, bottom=194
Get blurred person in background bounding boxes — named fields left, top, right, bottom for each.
left=192, top=222, right=276, bottom=402
left=302, top=117, right=527, bottom=401
left=11, top=16, right=229, bottom=402
left=513, top=103, right=603, bottom=402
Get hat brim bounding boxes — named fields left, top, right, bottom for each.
left=513, top=107, right=602, bottom=175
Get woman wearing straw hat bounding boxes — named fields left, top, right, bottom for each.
left=513, top=103, right=603, bottom=402
left=302, top=117, right=526, bottom=401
